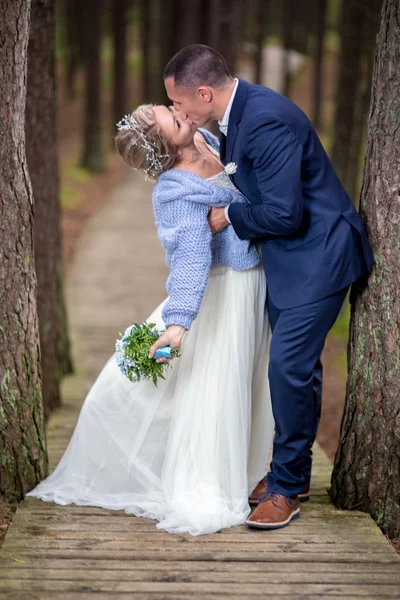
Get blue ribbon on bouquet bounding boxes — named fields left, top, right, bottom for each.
left=153, top=346, right=174, bottom=359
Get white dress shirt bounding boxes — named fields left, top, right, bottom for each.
left=218, top=78, right=239, bottom=136
left=218, top=78, right=239, bottom=223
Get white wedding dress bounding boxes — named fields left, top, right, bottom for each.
left=27, top=169, right=274, bottom=536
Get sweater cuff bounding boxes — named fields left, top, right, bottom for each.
left=163, top=312, right=193, bottom=330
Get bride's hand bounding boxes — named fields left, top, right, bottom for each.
left=149, top=325, right=186, bottom=363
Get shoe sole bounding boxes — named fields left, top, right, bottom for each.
left=249, top=494, right=309, bottom=507
left=245, top=508, right=300, bottom=530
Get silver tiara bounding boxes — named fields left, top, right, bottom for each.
left=116, top=114, right=169, bottom=179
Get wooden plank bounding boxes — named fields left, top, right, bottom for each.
left=1, top=567, right=400, bottom=585
left=2, top=593, right=392, bottom=600
left=1, top=549, right=399, bottom=564
left=9, top=519, right=379, bottom=536
left=8, top=523, right=383, bottom=539
left=18, top=505, right=374, bottom=520
left=8, top=527, right=384, bottom=544
left=4, top=536, right=395, bottom=553
left=1, top=558, right=398, bottom=574
left=1, top=579, right=400, bottom=596
left=4, top=531, right=391, bottom=552
left=10, top=511, right=378, bottom=529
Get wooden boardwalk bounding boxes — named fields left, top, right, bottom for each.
left=0, top=172, right=399, bottom=599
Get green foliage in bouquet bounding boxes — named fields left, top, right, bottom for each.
left=115, top=322, right=181, bottom=386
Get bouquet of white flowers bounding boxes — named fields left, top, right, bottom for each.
left=115, top=322, right=180, bottom=386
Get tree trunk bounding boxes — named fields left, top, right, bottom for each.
left=180, top=0, right=203, bottom=47
left=330, top=0, right=400, bottom=539
left=140, top=0, right=151, bottom=102
left=159, top=0, right=181, bottom=105
left=312, top=0, right=327, bottom=129
left=291, top=0, right=309, bottom=55
left=26, top=0, right=73, bottom=421
left=330, top=0, right=365, bottom=190
left=254, top=0, right=269, bottom=85
left=0, top=0, right=48, bottom=501
left=65, top=0, right=81, bottom=100
left=282, top=0, right=293, bottom=97
left=345, top=0, right=382, bottom=204
left=198, top=0, right=212, bottom=46
left=81, top=0, right=104, bottom=172
left=209, top=0, right=242, bottom=74
left=112, top=0, right=128, bottom=128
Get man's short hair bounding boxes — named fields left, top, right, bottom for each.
left=164, top=44, right=232, bottom=89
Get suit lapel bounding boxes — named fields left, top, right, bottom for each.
left=226, top=123, right=238, bottom=164
left=225, top=79, right=250, bottom=163
left=219, top=132, right=227, bottom=164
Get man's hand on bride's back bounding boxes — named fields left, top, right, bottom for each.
left=149, top=325, right=186, bottom=363
left=208, top=207, right=229, bottom=234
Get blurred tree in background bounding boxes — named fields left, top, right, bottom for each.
left=26, top=0, right=73, bottom=421
left=312, top=0, right=328, bottom=129
left=331, top=0, right=382, bottom=205
left=81, top=0, right=105, bottom=171
left=112, top=0, right=130, bottom=129
left=64, top=0, right=83, bottom=100
left=254, top=0, right=270, bottom=86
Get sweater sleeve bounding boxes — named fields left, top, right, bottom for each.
left=157, top=198, right=212, bottom=330
left=158, top=172, right=240, bottom=208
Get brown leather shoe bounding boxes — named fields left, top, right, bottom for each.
left=248, top=478, right=267, bottom=505
left=249, top=478, right=310, bottom=505
left=298, top=479, right=310, bottom=502
left=246, top=492, right=300, bottom=530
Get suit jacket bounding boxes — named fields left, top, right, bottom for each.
left=221, top=79, right=373, bottom=309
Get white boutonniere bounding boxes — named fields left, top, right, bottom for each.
left=224, top=162, right=237, bottom=175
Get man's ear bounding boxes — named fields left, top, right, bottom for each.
left=197, top=86, right=213, bottom=103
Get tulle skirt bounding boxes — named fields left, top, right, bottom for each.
left=27, top=265, right=274, bottom=536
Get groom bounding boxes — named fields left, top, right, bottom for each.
left=162, top=44, right=373, bottom=530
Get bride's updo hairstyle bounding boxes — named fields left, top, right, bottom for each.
left=115, top=104, right=177, bottom=181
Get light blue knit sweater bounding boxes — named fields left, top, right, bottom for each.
left=152, top=129, right=260, bottom=330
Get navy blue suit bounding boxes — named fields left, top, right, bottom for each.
left=221, top=79, right=373, bottom=497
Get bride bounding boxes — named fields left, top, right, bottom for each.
left=27, top=104, right=274, bottom=536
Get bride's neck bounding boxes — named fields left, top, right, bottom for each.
left=176, top=140, right=203, bottom=164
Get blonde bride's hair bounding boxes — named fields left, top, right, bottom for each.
left=115, top=104, right=178, bottom=181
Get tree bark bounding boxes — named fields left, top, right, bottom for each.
left=81, top=0, right=104, bottom=171
left=330, top=0, right=400, bottom=539
left=112, top=0, right=128, bottom=128
left=26, top=0, right=73, bottom=421
left=0, top=0, right=48, bottom=501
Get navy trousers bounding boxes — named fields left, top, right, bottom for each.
left=266, top=286, right=349, bottom=498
